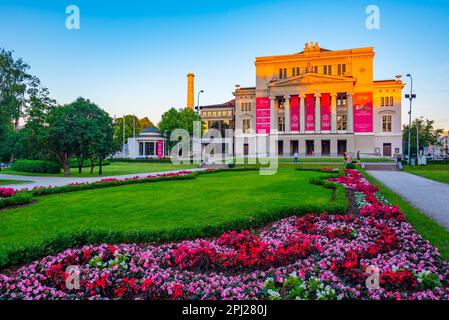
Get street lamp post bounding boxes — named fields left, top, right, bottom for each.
left=405, top=74, right=416, bottom=165
left=196, top=90, right=204, bottom=113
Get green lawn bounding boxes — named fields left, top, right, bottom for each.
left=0, top=179, right=32, bottom=186
left=0, top=169, right=345, bottom=265
left=1, top=162, right=196, bottom=177
left=403, top=164, right=449, bottom=184
left=361, top=170, right=449, bottom=261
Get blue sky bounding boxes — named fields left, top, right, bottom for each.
left=1, top=0, right=449, bottom=129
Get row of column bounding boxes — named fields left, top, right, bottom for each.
left=269, top=93, right=353, bottom=134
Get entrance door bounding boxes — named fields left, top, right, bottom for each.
left=306, top=140, right=314, bottom=156
left=383, top=143, right=392, bottom=157
left=244, top=143, right=249, bottom=156
left=337, top=140, right=347, bottom=156
left=290, top=140, right=299, bottom=155
left=278, top=140, right=284, bottom=156
left=321, top=140, right=330, bottom=156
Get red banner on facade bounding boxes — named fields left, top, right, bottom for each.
left=353, top=92, right=373, bottom=133
left=157, top=140, right=164, bottom=158
left=305, top=94, right=315, bottom=131
left=290, top=95, right=299, bottom=131
left=321, top=93, right=331, bottom=131
left=256, top=97, right=271, bottom=134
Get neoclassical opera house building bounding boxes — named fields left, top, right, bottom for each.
left=233, top=42, right=404, bottom=158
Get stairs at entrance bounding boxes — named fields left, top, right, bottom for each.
left=361, top=162, right=402, bottom=171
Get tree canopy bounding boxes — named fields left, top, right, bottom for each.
left=403, top=118, right=444, bottom=156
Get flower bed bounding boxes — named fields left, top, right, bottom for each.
left=1, top=169, right=448, bottom=300
left=0, top=188, right=16, bottom=198
left=30, top=170, right=197, bottom=196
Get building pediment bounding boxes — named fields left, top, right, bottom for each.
left=269, top=74, right=356, bottom=87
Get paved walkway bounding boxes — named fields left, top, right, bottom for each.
left=367, top=171, right=449, bottom=230
left=0, top=168, right=205, bottom=190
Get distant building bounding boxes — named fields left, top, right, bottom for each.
left=232, top=42, right=404, bottom=158
left=126, top=127, right=166, bottom=159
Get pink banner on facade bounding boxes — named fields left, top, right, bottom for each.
left=305, top=94, right=315, bottom=131
left=321, top=93, right=331, bottom=131
left=256, top=97, right=271, bottom=134
left=353, top=92, right=373, bottom=133
left=157, top=140, right=164, bottom=158
left=290, top=95, right=299, bottom=131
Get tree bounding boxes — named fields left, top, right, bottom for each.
left=113, top=115, right=141, bottom=145
left=158, top=108, right=203, bottom=149
left=402, top=118, right=444, bottom=156
left=139, top=117, right=155, bottom=130
left=1, top=48, right=53, bottom=161
left=45, top=105, right=78, bottom=175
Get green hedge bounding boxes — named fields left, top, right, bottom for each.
left=32, top=173, right=198, bottom=197
left=69, top=158, right=111, bottom=168
left=0, top=193, right=33, bottom=210
left=11, top=160, right=61, bottom=174
left=112, top=158, right=172, bottom=163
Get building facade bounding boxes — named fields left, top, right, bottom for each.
left=233, top=42, right=404, bottom=158
left=126, top=127, right=166, bottom=159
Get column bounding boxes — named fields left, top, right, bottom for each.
left=331, top=93, right=337, bottom=133
left=299, top=94, right=306, bottom=133
left=347, top=93, right=353, bottom=133
left=314, top=93, right=321, bottom=133
left=284, top=95, right=290, bottom=133
left=270, top=96, right=277, bottom=133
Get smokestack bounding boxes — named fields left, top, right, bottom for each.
left=187, top=73, right=195, bottom=110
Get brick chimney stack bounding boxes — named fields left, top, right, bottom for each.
left=187, top=73, right=195, bottom=110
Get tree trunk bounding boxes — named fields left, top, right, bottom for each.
left=90, top=158, right=95, bottom=174
left=77, top=157, right=83, bottom=174
left=99, top=156, right=103, bottom=176
left=63, top=153, right=70, bottom=176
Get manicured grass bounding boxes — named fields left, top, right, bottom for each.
left=0, top=162, right=196, bottom=177
left=0, top=179, right=32, bottom=186
left=0, top=168, right=345, bottom=265
left=361, top=169, right=449, bottom=261
left=403, top=164, right=449, bottom=184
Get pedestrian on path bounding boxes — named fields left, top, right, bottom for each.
left=293, top=152, right=299, bottom=164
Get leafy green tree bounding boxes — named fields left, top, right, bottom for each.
left=114, top=115, right=141, bottom=145
left=158, top=108, right=203, bottom=149
left=403, top=118, right=444, bottom=156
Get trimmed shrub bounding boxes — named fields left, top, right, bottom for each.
left=112, top=158, right=172, bottom=163
left=345, top=163, right=356, bottom=169
left=0, top=192, right=33, bottom=210
left=11, top=160, right=61, bottom=174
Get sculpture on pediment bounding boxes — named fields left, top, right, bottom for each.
left=304, top=41, right=320, bottom=52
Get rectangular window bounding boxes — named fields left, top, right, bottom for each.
left=328, top=65, right=332, bottom=75
left=324, top=65, right=327, bottom=75
left=292, top=68, right=296, bottom=77
left=337, top=114, right=347, bottom=131
left=284, top=68, right=287, bottom=78
left=279, top=68, right=283, bottom=79
left=338, top=64, right=341, bottom=75
left=342, top=64, right=346, bottom=74
left=278, top=116, right=285, bottom=132
left=381, top=97, right=384, bottom=106
left=296, top=67, right=300, bottom=75
left=382, top=115, right=392, bottom=132
left=390, top=96, right=394, bottom=106
left=243, top=119, right=250, bottom=133
left=314, top=66, right=318, bottom=73
left=139, top=142, right=144, bottom=156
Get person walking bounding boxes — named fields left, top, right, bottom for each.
left=293, top=152, right=299, bottom=164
